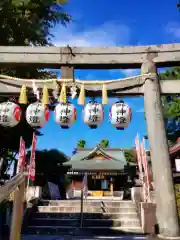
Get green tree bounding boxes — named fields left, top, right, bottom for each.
left=77, top=140, right=86, bottom=148
left=99, top=139, right=109, bottom=148
left=31, top=149, right=69, bottom=176
left=159, top=67, right=180, bottom=80
left=159, top=67, right=180, bottom=144
left=0, top=0, right=70, bottom=78
left=28, top=149, right=70, bottom=199
left=124, top=148, right=137, bottom=163
left=0, top=0, right=71, bottom=177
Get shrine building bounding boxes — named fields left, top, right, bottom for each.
left=63, top=144, right=137, bottom=199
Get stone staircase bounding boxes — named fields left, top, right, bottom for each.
left=22, top=199, right=143, bottom=236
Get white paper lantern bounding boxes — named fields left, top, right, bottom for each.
left=26, top=102, right=50, bottom=128
left=0, top=102, right=22, bottom=127
left=109, top=101, right=132, bottom=130
left=54, top=102, right=76, bottom=128
left=83, top=101, right=104, bottom=129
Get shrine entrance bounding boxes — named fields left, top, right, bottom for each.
left=65, top=145, right=135, bottom=199
left=0, top=44, right=179, bottom=239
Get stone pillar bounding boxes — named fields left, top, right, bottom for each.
left=141, top=60, right=180, bottom=238
left=60, top=66, right=74, bottom=81
left=141, top=202, right=156, bottom=234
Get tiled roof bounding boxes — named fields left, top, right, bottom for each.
left=63, top=145, right=133, bottom=171
left=77, top=148, right=124, bottom=152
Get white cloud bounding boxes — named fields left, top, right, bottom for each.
left=52, top=20, right=142, bottom=106
left=136, top=107, right=144, bottom=113
left=122, top=69, right=140, bottom=77
left=108, top=69, right=140, bottom=79
left=52, top=21, right=130, bottom=47
left=52, top=21, right=137, bottom=81
left=165, top=22, right=180, bottom=38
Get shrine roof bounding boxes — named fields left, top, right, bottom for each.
left=170, top=138, right=180, bottom=155
left=63, top=145, right=135, bottom=171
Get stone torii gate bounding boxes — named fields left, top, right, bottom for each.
left=0, top=44, right=180, bottom=239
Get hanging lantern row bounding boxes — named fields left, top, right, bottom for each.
left=0, top=82, right=132, bottom=129
left=0, top=100, right=132, bottom=130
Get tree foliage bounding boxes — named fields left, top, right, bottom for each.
left=29, top=149, right=70, bottom=199
left=0, top=0, right=70, bottom=176
left=0, top=0, right=70, bottom=78
left=76, top=139, right=109, bottom=149
left=159, top=67, right=180, bottom=144
left=28, top=149, right=69, bottom=176
left=124, top=149, right=137, bottom=163
left=159, top=67, right=180, bottom=80
left=77, top=140, right=86, bottom=148
left=99, top=139, right=109, bottom=148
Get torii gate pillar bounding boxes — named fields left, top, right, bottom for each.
left=142, top=60, right=180, bottom=239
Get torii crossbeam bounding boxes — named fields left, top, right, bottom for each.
left=0, top=43, right=180, bottom=239
left=0, top=43, right=180, bottom=69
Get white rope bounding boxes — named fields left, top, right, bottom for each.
left=75, top=73, right=152, bottom=85
left=0, top=73, right=152, bottom=85
left=0, top=74, right=57, bottom=83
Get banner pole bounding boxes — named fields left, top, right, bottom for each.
left=27, top=132, right=36, bottom=189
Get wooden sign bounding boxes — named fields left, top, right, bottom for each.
left=175, top=159, right=180, bottom=172
left=92, top=174, right=105, bottom=179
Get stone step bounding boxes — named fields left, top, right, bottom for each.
left=29, top=218, right=79, bottom=227
left=34, top=212, right=138, bottom=220
left=37, top=206, right=137, bottom=214
left=29, top=218, right=141, bottom=228
left=25, top=225, right=143, bottom=235
left=40, top=200, right=135, bottom=208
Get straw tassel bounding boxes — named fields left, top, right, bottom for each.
left=59, top=84, right=67, bottom=103
left=19, top=85, right=28, bottom=104
left=42, top=85, right=49, bottom=105
left=78, top=84, right=85, bottom=105
left=102, top=84, right=108, bottom=105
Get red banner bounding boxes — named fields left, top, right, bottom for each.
left=28, top=133, right=37, bottom=181
left=141, top=138, right=150, bottom=201
left=16, top=137, right=26, bottom=174
left=135, top=134, right=143, bottom=183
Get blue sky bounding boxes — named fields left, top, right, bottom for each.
left=36, top=0, right=180, bottom=156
